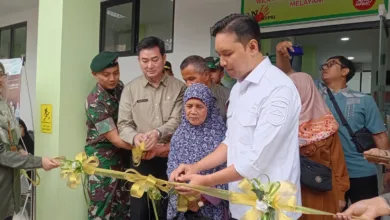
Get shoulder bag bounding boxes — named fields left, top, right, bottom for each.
left=326, top=87, right=376, bottom=153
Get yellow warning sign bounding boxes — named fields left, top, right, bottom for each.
left=41, top=104, right=52, bottom=134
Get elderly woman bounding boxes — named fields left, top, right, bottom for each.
left=0, top=62, right=59, bottom=220
left=167, top=83, right=228, bottom=220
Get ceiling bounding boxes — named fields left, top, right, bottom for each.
left=269, top=28, right=381, bottom=68
left=296, top=29, right=380, bottom=65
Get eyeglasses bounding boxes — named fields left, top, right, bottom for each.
left=319, top=61, right=346, bottom=71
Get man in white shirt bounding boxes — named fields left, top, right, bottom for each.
left=170, top=14, right=302, bottom=219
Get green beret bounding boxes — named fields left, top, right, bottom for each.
left=90, top=51, right=119, bottom=72
left=205, top=57, right=220, bottom=69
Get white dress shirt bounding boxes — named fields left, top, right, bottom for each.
left=224, top=57, right=302, bottom=219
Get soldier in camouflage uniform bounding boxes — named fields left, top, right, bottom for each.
left=85, top=52, right=133, bottom=220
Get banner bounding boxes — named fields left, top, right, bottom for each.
left=0, top=58, right=23, bottom=119
left=242, top=0, right=388, bottom=26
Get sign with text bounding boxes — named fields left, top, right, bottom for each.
left=242, top=0, right=388, bottom=26
left=41, top=104, right=52, bottom=134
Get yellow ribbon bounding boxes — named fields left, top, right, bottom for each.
left=20, top=169, right=40, bottom=186
left=56, top=152, right=368, bottom=220
left=56, top=152, right=99, bottom=189
left=123, top=169, right=171, bottom=199
left=132, top=142, right=145, bottom=167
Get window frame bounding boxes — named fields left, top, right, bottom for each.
left=100, top=0, right=175, bottom=56
left=0, top=21, right=27, bottom=59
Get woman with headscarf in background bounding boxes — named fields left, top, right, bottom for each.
left=289, top=72, right=350, bottom=220
left=19, top=119, right=34, bottom=155
left=167, top=83, right=228, bottom=220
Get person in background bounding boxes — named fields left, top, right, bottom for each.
left=276, top=41, right=390, bottom=212
left=164, top=61, right=174, bottom=76
left=220, top=69, right=237, bottom=89
left=290, top=72, right=350, bottom=219
left=167, top=83, right=228, bottom=220
left=9, top=100, right=14, bottom=114
left=85, top=52, right=133, bottom=220
left=170, top=14, right=302, bottom=219
left=19, top=119, right=34, bottom=155
left=0, top=61, right=60, bottom=220
left=118, top=36, right=186, bottom=220
left=180, top=55, right=230, bottom=120
left=15, top=103, right=20, bottom=119
left=205, top=57, right=224, bottom=86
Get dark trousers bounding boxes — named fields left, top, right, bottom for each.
left=4, top=216, right=12, bottom=220
left=344, top=175, right=380, bottom=219
left=130, top=157, right=168, bottom=220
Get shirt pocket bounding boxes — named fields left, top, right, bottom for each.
left=132, top=97, right=150, bottom=119
left=237, top=112, right=257, bottom=146
left=162, top=100, right=175, bottom=122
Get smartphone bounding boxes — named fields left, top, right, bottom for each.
left=288, top=45, right=304, bottom=57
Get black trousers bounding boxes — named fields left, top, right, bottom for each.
left=4, top=216, right=12, bottom=220
left=130, top=157, right=168, bottom=220
left=344, top=175, right=380, bottom=219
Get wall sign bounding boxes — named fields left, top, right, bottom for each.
left=242, top=0, right=388, bottom=26
left=41, top=104, right=52, bottom=134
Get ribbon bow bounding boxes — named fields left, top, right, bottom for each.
left=230, top=178, right=333, bottom=220
left=57, top=152, right=99, bottom=189
left=124, top=169, right=172, bottom=220
left=123, top=169, right=171, bottom=199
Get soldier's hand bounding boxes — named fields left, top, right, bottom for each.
left=276, top=41, right=294, bottom=59
left=134, top=133, right=147, bottom=147
left=42, top=157, right=60, bottom=171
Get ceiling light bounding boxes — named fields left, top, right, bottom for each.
left=341, top=37, right=350, bottom=41
left=347, top=57, right=354, bottom=60
left=107, top=10, right=126, bottom=19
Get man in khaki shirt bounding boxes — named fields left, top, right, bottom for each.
left=180, top=55, right=230, bottom=120
left=118, top=36, right=186, bottom=220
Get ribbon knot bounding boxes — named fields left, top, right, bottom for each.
left=124, top=169, right=170, bottom=200
left=57, top=152, right=99, bottom=189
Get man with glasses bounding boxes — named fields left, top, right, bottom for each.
left=276, top=41, right=390, bottom=213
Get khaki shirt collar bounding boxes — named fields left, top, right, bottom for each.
left=142, top=73, right=168, bottom=87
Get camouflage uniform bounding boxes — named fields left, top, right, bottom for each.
left=85, top=81, right=131, bottom=220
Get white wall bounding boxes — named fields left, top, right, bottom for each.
left=1, top=0, right=390, bottom=131
left=0, top=7, right=38, bottom=130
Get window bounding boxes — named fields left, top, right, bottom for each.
left=100, top=0, right=175, bottom=56
left=0, top=22, right=27, bottom=59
